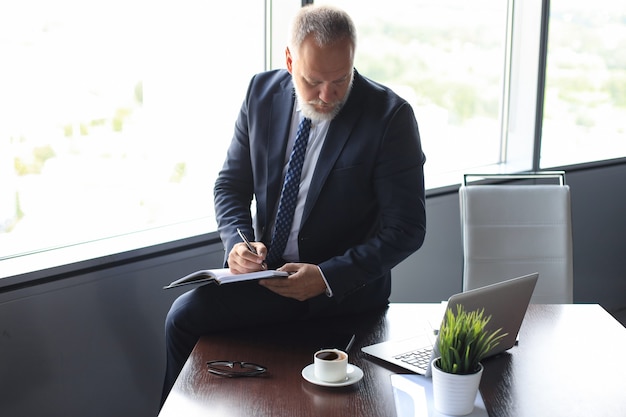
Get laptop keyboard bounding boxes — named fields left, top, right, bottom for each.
left=394, top=347, right=432, bottom=371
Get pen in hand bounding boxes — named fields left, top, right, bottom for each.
left=237, top=228, right=258, bottom=255
left=237, top=228, right=269, bottom=270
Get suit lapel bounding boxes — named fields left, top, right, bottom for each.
left=265, top=84, right=295, bottom=228
left=301, top=76, right=365, bottom=225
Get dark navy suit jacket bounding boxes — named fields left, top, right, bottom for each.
left=214, top=69, right=426, bottom=315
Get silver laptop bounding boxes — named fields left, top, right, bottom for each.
left=361, top=272, right=538, bottom=377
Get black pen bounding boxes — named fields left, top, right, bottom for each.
left=237, top=228, right=258, bottom=255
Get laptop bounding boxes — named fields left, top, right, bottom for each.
left=361, top=272, right=538, bottom=377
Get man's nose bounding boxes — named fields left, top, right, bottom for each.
left=318, top=83, right=335, bottom=104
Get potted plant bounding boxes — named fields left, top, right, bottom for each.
left=431, top=304, right=507, bottom=416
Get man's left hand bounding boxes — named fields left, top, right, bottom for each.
left=258, top=263, right=327, bottom=301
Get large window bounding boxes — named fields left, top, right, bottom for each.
left=2, top=0, right=626, bottom=266
left=540, top=0, right=626, bottom=168
left=0, top=0, right=265, bottom=260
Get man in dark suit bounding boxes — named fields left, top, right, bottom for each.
left=161, top=4, right=426, bottom=405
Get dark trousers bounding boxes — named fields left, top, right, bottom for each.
left=160, top=281, right=309, bottom=407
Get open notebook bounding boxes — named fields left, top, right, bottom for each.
left=362, top=272, right=538, bottom=377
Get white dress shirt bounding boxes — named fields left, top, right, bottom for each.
left=280, top=106, right=330, bottom=262
left=272, top=105, right=333, bottom=296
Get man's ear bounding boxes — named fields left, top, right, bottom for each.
left=285, top=47, right=293, bottom=74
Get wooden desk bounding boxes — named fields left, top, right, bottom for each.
left=159, top=304, right=626, bottom=417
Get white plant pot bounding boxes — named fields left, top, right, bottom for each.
left=431, top=358, right=483, bottom=416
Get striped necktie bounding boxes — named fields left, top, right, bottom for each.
left=266, top=117, right=312, bottom=265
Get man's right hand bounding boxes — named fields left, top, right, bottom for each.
left=228, top=242, right=268, bottom=274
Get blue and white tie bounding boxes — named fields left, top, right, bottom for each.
left=266, top=117, right=312, bottom=265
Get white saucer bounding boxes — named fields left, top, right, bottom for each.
left=301, top=363, right=364, bottom=387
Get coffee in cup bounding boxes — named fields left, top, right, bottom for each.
left=314, top=348, right=348, bottom=382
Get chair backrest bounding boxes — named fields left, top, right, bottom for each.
left=459, top=173, right=573, bottom=303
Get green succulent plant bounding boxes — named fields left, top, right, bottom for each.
left=435, top=304, right=508, bottom=375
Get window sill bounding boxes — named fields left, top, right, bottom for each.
left=3, top=157, right=624, bottom=292
left=0, top=218, right=220, bottom=292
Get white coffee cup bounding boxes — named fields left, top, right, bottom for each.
left=313, top=348, right=348, bottom=382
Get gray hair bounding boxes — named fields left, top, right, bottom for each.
left=289, top=5, right=357, bottom=56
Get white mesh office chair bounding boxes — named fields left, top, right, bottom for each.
left=459, top=172, right=573, bottom=303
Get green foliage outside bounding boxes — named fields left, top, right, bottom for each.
left=170, top=162, right=187, bottom=183
left=356, top=10, right=626, bottom=129
left=356, top=20, right=503, bottom=126
left=606, top=73, right=626, bottom=107
left=14, top=145, right=56, bottom=176
left=9, top=82, right=144, bottom=238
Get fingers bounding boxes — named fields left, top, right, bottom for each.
left=259, top=264, right=327, bottom=301
left=229, top=242, right=267, bottom=273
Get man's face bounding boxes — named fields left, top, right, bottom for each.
left=286, top=36, right=354, bottom=121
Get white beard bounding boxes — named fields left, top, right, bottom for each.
left=294, top=76, right=354, bottom=122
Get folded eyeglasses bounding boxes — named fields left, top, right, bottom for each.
left=206, top=360, right=268, bottom=378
